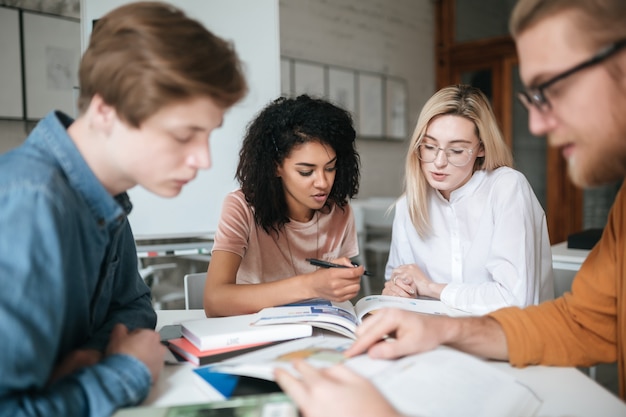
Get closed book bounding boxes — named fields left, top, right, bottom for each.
left=567, top=228, right=603, bottom=250
left=180, top=313, right=313, bottom=351
left=111, top=392, right=297, bottom=417
left=167, top=337, right=277, bottom=366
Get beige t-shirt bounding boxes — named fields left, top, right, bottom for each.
left=212, top=189, right=359, bottom=284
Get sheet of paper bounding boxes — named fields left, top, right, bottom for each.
left=348, top=347, right=541, bottom=417
left=201, top=338, right=541, bottom=417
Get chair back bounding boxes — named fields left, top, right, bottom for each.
left=184, top=272, right=207, bottom=310
left=351, top=197, right=396, bottom=293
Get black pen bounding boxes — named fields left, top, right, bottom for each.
left=306, top=258, right=371, bottom=276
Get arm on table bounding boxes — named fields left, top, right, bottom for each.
left=345, top=308, right=509, bottom=361
left=204, top=251, right=363, bottom=317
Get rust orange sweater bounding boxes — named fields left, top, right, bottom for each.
left=490, top=183, right=626, bottom=399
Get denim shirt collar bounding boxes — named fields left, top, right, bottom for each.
left=30, top=111, right=132, bottom=231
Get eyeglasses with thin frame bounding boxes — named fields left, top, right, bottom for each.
left=416, top=142, right=480, bottom=167
left=518, top=38, right=626, bottom=113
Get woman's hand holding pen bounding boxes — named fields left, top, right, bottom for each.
left=308, top=257, right=363, bottom=302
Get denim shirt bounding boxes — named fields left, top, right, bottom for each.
left=0, top=111, right=157, bottom=416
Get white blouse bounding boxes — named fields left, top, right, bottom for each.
left=385, top=167, right=554, bottom=315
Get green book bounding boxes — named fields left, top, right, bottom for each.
left=113, top=393, right=299, bottom=417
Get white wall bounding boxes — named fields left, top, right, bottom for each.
left=0, top=0, right=436, bottom=200
left=80, top=0, right=280, bottom=238
left=279, top=0, right=435, bottom=198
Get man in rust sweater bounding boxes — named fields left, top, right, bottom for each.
left=274, top=1, right=626, bottom=415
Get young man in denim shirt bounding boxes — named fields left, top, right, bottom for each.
left=0, top=3, right=246, bottom=416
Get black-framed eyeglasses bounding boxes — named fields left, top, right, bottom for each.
left=518, top=38, right=626, bottom=113
left=416, top=142, right=480, bottom=167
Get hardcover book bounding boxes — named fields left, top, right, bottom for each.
left=112, top=392, right=298, bottom=417
left=166, top=337, right=280, bottom=366
left=180, top=313, right=313, bottom=351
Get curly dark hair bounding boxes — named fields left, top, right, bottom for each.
left=236, top=95, right=360, bottom=234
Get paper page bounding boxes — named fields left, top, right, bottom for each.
left=253, top=299, right=358, bottom=338
left=354, top=294, right=472, bottom=321
left=201, top=336, right=352, bottom=381
left=196, top=338, right=540, bottom=417
left=346, top=347, right=541, bottom=417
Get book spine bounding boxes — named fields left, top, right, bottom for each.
left=180, top=327, right=205, bottom=350
left=182, top=329, right=247, bottom=351
left=167, top=344, right=200, bottom=366
left=183, top=325, right=312, bottom=351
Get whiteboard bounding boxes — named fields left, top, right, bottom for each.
left=81, top=0, right=280, bottom=239
left=23, top=12, right=80, bottom=119
left=0, top=7, right=23, bottom=118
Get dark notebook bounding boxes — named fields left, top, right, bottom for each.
left=567, top=228, right=603, bottom=250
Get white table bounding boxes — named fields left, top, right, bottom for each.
left=551, top=241, right=591, bottom=302
left=551, top=241, right=590, bottom=271
left=120, top=309, right=626, bottom=417
left=135, top=240, right=214, bottom=260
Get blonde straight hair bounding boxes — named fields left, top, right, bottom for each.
left=510, top=0, right=626, bottom=47
left=404, top=85, right=513, bottom=237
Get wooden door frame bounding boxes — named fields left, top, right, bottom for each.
left=435, top=0, right=582, bottom=243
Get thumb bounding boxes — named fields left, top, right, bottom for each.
left=367, top=339, right=401, bottom=359
left=110, top=323, right=129, bottom=341
left=106, top=323, right=129, bottom=356
left=400, top=276, right=412, bottom=284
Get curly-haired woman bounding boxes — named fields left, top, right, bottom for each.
left=204, top=95, right=364, bottom=317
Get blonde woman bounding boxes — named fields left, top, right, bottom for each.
left=383, top=84, right=554, bottom=314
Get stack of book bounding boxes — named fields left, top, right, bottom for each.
left=165, top=313, right=313, bottom=366
left=166, top=295, right=468, bottom=366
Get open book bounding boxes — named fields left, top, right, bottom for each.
left=253, top=295, right=471, bottom=339
left=195, top=336, right=542, bottom=417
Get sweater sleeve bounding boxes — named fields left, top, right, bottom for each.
left=489, top=185, right=625, bottom=367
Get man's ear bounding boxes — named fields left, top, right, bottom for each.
left=85, top=94, right=117, bottom=136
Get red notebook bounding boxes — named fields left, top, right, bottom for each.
left=166, top=337, right=276, bottom=366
